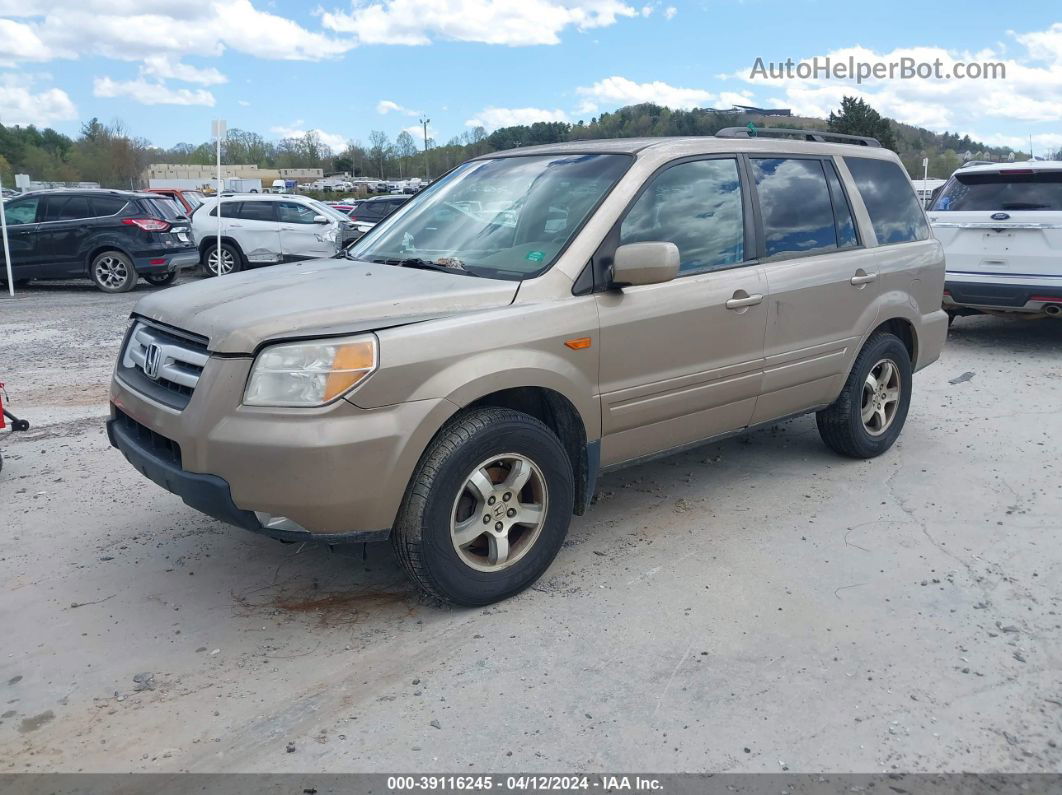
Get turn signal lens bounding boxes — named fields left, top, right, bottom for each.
left=564, top=337, right=592, bottom=350
left=244, top=335, right=378, bottom=407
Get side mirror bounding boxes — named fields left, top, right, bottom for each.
left=312, top=214, right=330, bottom=224
left=611, top=241, right=680, bottom=287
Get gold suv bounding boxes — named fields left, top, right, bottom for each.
left=109, top=130, right=948, bottom=605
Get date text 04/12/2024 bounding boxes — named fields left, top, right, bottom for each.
left=386, top=776, right=664, bottom=791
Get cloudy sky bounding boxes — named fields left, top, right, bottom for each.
left=1, top=0, right=1060, bottom=153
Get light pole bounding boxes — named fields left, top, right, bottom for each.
left=211, top=119, right=227, bottom=273
left=419, top=116, right=430, bottom=181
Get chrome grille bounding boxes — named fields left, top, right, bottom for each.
left=119, top=321, right=209, bottom=409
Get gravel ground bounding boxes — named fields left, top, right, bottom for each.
left=0, top=279, right=1060, bottom=773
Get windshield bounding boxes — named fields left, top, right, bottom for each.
left=932, top=171, right=1062, bottom=211
left=348, top=153, right=631, bottom=279
left=183, top=191, right=205, bottom=209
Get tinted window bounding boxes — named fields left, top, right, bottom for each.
left=91, top=196, right=128, bottom=217
left=931, top=171, right=1062, bottom=212
left=276, top=202, right=318, bottom=224
left=844, top=157, right=929, bottom=244
left=143, top=197, right=183, bottom=220
left=4, top=198, right=40, bottom=225
left=824, top=162, right=858, bottom=248
left=209, top=201, right=240, bottom=218
left=235, top=202, right=276, bottom=222
left=44, top=195, right=92, bottom=222
left=752, top=158, right=837, bottom=257
left=620, top=158, right=745, bottom=273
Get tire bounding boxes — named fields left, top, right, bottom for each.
left=144, top=271, right=178, bottom=287
left=392, top=407, right=575, bottom=606
left=201, top=242, right=242, bottom=277
left=90, top=251, right=137, bottom=293
left=816, top=332, right=913, bottom=459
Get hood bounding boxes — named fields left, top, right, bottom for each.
left=132, top=258, right=519, bottom=354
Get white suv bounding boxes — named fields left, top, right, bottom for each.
left=929, top=161, right=1062, bottom=320
left=191, top=194, right=357, bottom=276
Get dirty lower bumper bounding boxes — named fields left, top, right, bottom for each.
left=944, top=276, right=1062, bottom=312
left=106, top=410, right=390, bottom=544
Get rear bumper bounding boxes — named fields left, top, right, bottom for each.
left=133, top=249, right=200, bottom=275
left=944, top=275, right=1062, bottom=312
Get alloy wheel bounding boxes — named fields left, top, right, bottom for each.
left=94, top=256, right=130, bottom=290
left=861, top=358, right=901, bottom=436
left=450, top=453, right=548, bottom=572
left=207, top=246, right=236, bottom=275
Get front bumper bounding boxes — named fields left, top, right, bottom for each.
left=109, top=358, right=458, bottom=537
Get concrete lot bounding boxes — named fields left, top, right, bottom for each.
left=0, top=279, right=1059, bottom=773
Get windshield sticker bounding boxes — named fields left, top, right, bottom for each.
left=526, top=250, right=545, bottom=262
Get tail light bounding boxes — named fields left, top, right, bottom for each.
left=122, top=218, right=171, bottom=232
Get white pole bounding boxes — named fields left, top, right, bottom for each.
left=922, top=156, right=930, bottom=209
left=0, top=174, right=13, bottom=298
left=216, top=127, right=222, bottom=274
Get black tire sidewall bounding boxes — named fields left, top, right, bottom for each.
left=416, top=421, right=574, bottom=606
left=840, top=335, right=913, bottom=457
left=90, top=252, right=136, bottom=293
left=144, top=272, right=177, bottom=287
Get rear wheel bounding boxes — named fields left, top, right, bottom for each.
left=392, top=407, right=574, bottom=606
left=144, top=271, right=178, bottom=287
left=202, top=242, right=242, bottom=277
left=816, top=332, right=912, bottom=459
left=90, top=251, right=137, bottom=293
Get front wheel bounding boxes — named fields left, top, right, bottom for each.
left=144, top=271, right=178, bottom=287
left=816, top=332, right=913, bottom=459
left=391, top=407, right=575, bottom=606
left=90, top=251, right=137, bottom=293
left=202, top=243, right=242, bottom=277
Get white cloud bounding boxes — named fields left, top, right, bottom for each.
left=733, top=34, right=1062, bottom=130
left=639, top=5, right=652, bottom=16
left=141, top=55, right=226, bottom=85
left=1, top=0, right=355, bottom=63
left=93, top=76, right=216, bottom=106
left=464, top=107, right=570, bottom=131
left=577, top=75, right=713, bottom=109
left=271, top=123, right=349, bottom=153
left=377, top=99, right=419, bottom=115
left=663, top=6, right=676, bottom=20
left=0, top=75, right=77, bottom=124
left=403, top=122, right=435, bottom=141
left=237, top=99, right=251, bottom=107
left=321, top=0, right=638, bottom=46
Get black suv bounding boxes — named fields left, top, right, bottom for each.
left=0, top=189, right=200, bottom=293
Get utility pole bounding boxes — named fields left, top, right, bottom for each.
left=419, top=116, right=430, bottom=181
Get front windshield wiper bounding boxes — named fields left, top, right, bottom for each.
left=366, top=256, right=471, bottom=275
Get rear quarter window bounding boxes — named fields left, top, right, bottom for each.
left=91, top=196, right=129, bottom=217
left=844, top=157, right=929, bottom=245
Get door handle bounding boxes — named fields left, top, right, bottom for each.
left=725, top=292, right=764, bottom=310
left=850, top=271, right=878, bottom=286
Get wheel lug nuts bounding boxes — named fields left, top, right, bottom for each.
left=502, top=492, right=511, bottom=501
left=507, top=508, right=516, bottom=517
left=494, top=522, right=504, bottom=531
left=487, top=496, right=496, bottom=505
left=483, top=515, right=491, bottom=524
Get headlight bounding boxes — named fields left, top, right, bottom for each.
left=244, top=335, right=377, bottom=407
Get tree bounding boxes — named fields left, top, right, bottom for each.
left=827, top=96, right=897, bottom=151
left=368, top=130, right=391, bottom=178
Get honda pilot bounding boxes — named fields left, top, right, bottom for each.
left=109, top=131, right=948, bottom=605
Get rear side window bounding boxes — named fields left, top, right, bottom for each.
left=751, top=158, right=837, bottom=258
left=824, top=162, right=858, bottom=248
left=143, top=198, right=183, bottom=220
left=44, top=196, right=92, bottom=222
left=620, top=158, right=745, bottom=273
left=932, top=171, right=1062, bottom=212
left=91, top=196, right=128, bottom=217
left=276, top=202, right=319, bottom=224
left=235, top=202, right=276, bottom=222
left=209, top=201, right=240, bottom=217
left=844, top=157, right=929, bottom=244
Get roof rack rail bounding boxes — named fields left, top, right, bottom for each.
left=715, top=127, right=881, bottom=148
